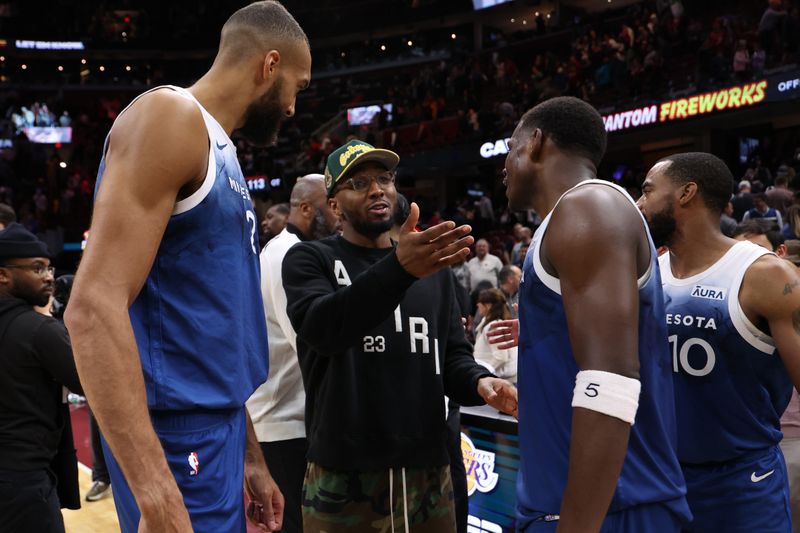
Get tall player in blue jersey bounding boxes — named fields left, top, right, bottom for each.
left=637, top=152, right=800, bottom=532
left=503, top=96, right=690, bottom=532
left=65, top=3, right=311, bottom=532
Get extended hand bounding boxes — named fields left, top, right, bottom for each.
left=486, top=319, right=519, bottom=349
left=244, top=458, right=284, bottom=532
left=477, top=377, right=518, bottom=418
left=396, top=202, right=473, bottom=278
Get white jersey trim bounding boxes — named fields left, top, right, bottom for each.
left=659, top=242, right=749, bottom=286
left=168, top=86, right=225, bottom=216
left=532, top=179, right=654, bottom=296
left=727, top=243, right=776, bottom=354
left=661, top=241, right=775, bottom=354
left=108, top=85, right=222, bottom=216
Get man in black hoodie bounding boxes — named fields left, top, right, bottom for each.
left=283, top=141, right=518, bottom=532
left=0, top=223, right=83, bottom=532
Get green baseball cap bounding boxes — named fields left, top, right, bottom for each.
left=324, top=140, right=400, bottom=197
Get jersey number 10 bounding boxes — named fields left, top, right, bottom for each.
left=669, top=335, right=716, bottom=377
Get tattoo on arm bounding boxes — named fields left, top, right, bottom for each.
left=784, top=280, right=800, bottom=296
left=793, top=308, right=800, bottom=336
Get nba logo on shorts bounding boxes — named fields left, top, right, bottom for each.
left=188, top=452, right=200, bottom=476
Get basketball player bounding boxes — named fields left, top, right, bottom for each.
left=246, top=175, right=338, bottom=533
left=637, top=152, right=800, bottom=532
left=504, top=97, right=690, bottom=532
left=64, top=3, right=311, bottom=532
left=282, top=140, right=517, bottom=532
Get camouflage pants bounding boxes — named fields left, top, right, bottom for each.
left=302, top=462, right=456, bottom=533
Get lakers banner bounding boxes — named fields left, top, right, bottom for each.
left=461, top=409, right=519, bottom=532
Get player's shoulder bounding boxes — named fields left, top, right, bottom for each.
left=119, top=88, right=199, bottom=123
left=551, top=181, right=641, bottom=241
left=560, top=181, right=636, bottom=214
left=745, top=252, right=798, bottom=288
left=110, top=88, right=204, bottom=144
left=126, top=88, right=199, bottom=118
left=105, top=88, right=207, bottom=179
left=740, top=253, right=800, bottom=318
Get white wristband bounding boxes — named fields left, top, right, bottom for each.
left=572, top=370, right=641, bottom=425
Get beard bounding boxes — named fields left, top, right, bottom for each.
left=350, top=216, right=394, bottom=240
left=310, top=208, right=337, bottom=240
left=13, top=280, right=51, bottom=307
left=238, top=77, right=285, bottom=147
left=645, top=202, right=677, bottom=248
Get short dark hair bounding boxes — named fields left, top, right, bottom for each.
left=776, top=175, right=789, bottom=187
left=733, top=219, right=784, bottom=251
left=219, top=1, right=308, bottom=63
left=753, top=192, right=768, bottom=204
left=658, top=152, right=734, bottom=214
left=518, top=97, right=607, bottom=167
left=498, top=265, right=518, bottom=285
left=0, top=203, right=15, bottom=227
left=269, top=202, right=290, bottom=216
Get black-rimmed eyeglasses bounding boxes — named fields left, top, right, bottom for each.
left=338, top=172, right=395, bottom=194
left=0, top=264, right=55, bottom=277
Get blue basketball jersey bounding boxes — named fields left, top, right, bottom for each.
left=660, top=241, right=792, bottom=464
left=94, top=85, right=268, bottom=410
left=516, top=180, right=689, bottom=528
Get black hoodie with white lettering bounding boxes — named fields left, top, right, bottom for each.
left=283, top=235, right=492, bottom=470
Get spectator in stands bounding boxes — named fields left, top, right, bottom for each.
left=451, top=256, right=470, bottom=295
left=732, top=180, right=754, bottom=221
left=733, top=219, right=788, bottom=258
left=721, top=200, right=738, bottom=237
left=514, top=241, right=530, bottom=268
left=752, top=42, right=767, bottom=77
left=475, top=193, right=495, bottom=236
left=0, top=203, right=15, bottom=230
left=497, top=265, right=521, bottom=319
left=261, top=202, right=290, bottom=245
left=511, top=226, right=532, bottom=265
left=759, top=0, right=787, bottom=60
left=473, top=288, right=517, bottom=383
left=0, top=223, right=82, bottom=531
left=767, top=175, right=794, bottom=216
left=467, top=238, right=502, bottom=292
left=733, top=40, right=751, bottom=81
left=785, top=205, right=800, bottom=240
left=744, top=193, right=783, bottom=228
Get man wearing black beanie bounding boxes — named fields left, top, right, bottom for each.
left=0, top=223, right=83, bottom=532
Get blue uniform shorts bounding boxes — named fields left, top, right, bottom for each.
left=681, top=445, right=791, bottom=533
left=102, top=407, right=247, bottom=533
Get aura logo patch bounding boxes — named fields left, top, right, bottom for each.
left=690, top=284, right=726, bottom=301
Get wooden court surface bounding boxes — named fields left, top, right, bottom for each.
left=62, top=464, right=119, bottom=532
